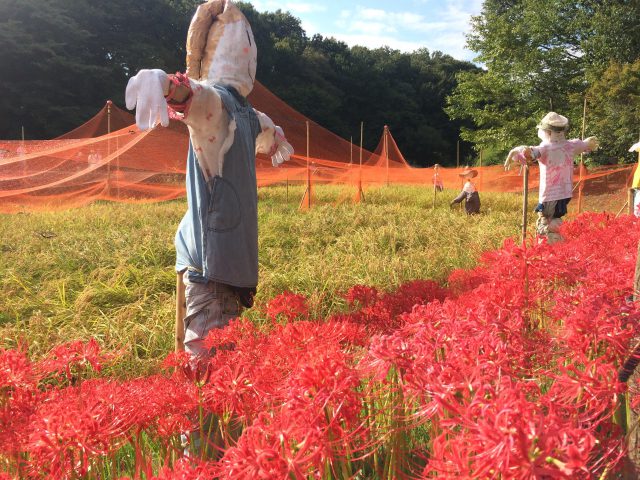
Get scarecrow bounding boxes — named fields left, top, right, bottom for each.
left=450, top=168, right=481, bottom=215
left=124, top=0, right=294, bottom=358
left=125, top=0, right=294, bottom=457
left=433, top=163, right=444, bottom=192
left=505, top=112, right=598, bottom=243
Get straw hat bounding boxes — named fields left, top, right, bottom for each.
left=459, top=168, right=478, bottom=178
left=537, top=112, right=569, bottom=132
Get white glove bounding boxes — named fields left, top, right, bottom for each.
left=125, top=69, right=169, bottom=131
left=584, top=136, right=599, bottom=152
left=504, top=146, right=532, bottom=171
left=271, top=126, right=294, bottom=167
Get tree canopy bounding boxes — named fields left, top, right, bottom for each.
left=0, top=0, right=478, bottom=167
left=447, top=0, right=640, bottom=165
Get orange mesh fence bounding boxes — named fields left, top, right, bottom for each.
left=0, top=81, right=636, bottom=214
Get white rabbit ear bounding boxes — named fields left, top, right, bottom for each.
left=125, top=75, right=139, bottom=110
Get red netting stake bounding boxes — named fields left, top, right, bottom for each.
left=522, top=164, right=530, bottom=328
left=384, top=125, right=389, bottom=186
left=577, top=96, right=587, bottom=214
left=354, top=121, right=365, bottom=203
left=432, top=167, right=437, bottom=209
left=299, top=120, right=312, bottom=210
left=106, top=100, right=112, bottom=197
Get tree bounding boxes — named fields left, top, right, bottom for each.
left=0, top=0, right=479, bottom=167
left=0, top=0, right=197, bottom=139
left=586, top=60, right=640, bottom=164
left=447, top=0, right=640, bottom=164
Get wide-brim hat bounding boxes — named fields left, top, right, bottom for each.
left=537, top=112, right=569, bottom=132
left=459, top=168, right=478, bottom=178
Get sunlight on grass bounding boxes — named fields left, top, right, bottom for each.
left=0, top=184, right=534, bottom=375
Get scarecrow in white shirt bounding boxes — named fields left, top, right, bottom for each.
left=505, top=112, right=598, bottom=244
left=450, top=168, right=481, bottom=215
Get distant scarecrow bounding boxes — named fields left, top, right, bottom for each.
left=450, top=168, right=481, bottom=215
left=505, top=112, right=598, bottom=243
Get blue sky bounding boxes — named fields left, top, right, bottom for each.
left=248, top=0, right=484, bottom=61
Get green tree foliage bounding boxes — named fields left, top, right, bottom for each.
left=587, top=60, right=640, bottom=164
left=0, top=0, right=198, bottom=139
left=239, top=2, right=479, bottom=166
left=0, top=0, right=478, bottom=166
left=447, top=0, right=640, bottom=165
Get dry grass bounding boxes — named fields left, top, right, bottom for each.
left=1, top=184, right=537, bottom=376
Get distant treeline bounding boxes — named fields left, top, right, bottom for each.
left=1, top=0, right=638, bottom=166
left=0, top=0, right=478, bottom=167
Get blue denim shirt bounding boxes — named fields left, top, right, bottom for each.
left=175, top=85, right=260, bottom=288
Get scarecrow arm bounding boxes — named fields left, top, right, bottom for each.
left=125, top=70, right=196, bottom=130
left=254, top=110, right=294, bottom=166
left=450, top=191, right=466, bottom=205
left=505, top=146, right=536, bottom=171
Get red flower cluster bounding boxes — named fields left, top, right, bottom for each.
left=265, top=291, right=309, bottom=323
left=1, top=212, right=639, bottom=479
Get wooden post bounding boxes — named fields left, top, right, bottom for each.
left=433, top=169, right=437, bottom=209
left=384, top=125, right=389, bottom=186
left=577, top=96, right=587, bottom=214
left=175, top=273, right=185, bottom=353
left=621, top=244, right=640, bottom=476
left=106, top=101, right=112, bottom=195
left=20, top=126, right=26, bottom=182
left=522, top=165, right=529, bottom=244
left=298, top=121, right=312, bottom=209
left=522, top=164, right=530, bottom=325
left=350, top=136, right=353, bottom=166
left=307, top=120, right=310, bottom=208
left=355, top=121, right=365, bottom=202
left=479, top=149, right=483, bottom=191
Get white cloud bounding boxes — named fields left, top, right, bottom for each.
left=328, top=1, right=481, bottom=59
left=249, top=0, right=483, bottom=60
left=250, top=1, right=327, bottom=15
left=326, top=32, right=425, bottom=53
left=284, top=3, right=327, bottom=14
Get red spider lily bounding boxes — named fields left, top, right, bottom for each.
left=201, top=362, right=260, bottom=420
left=0, top=348, right=35, bottom=392
left=215, top=411, right=327, bottom=479
left=35, top=338, right=115, bottom=383
left=202, top=317, right=261, bottom=352
left=344, top=284, right=379, bottom=308
left=1, top=212, right=639, bottom=477
left=21, top=375, right=197, bottom=477
left=265, top=291, right=309, bottom=323
left=146, top=456, right=219, bottom=479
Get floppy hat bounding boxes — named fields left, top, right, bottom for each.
left=459, top=168, right=478, bottom=178
left=537, top=112, right=569, bottom=132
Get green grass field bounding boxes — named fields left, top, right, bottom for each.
left=0, top=184, right=566, bottom=376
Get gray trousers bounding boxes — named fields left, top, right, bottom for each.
left=182, top=271, right=243, bottom=458
left=182, top=271, right=243, bottom=357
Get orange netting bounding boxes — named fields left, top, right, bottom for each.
left=0, top=81, right=636, bottom=214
